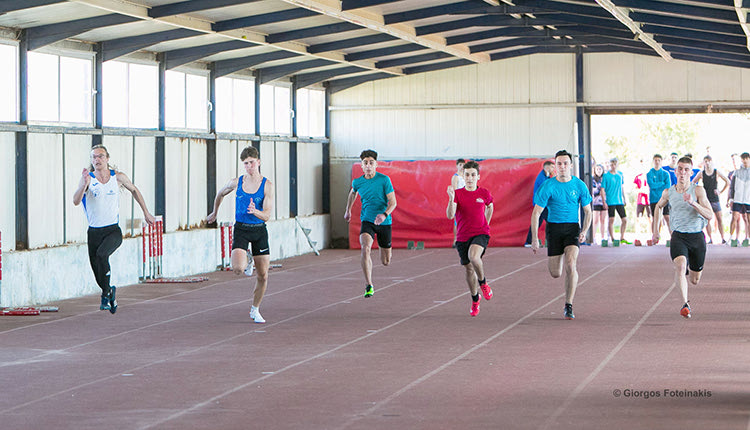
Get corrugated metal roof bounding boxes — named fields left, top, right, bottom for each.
left=0, top=0, right=747, bottom=92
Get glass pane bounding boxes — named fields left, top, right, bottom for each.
left=60, top=56, right=92, bottom=124
left=165, top=70, right=185, bottom=129
left=215, top=77, right=232, bottom=132
left=103, top=61, right=128, bottom=127
left=297, top=88, right=310, bottom=137
left=309, top=89, right=326, bottom=137
left=274, top=85, right=291, bottom=134
left=232, top=78, right=253, bottom=134
left=0, top=44, right=17, bottom=122
left=28, top=52, right=59, bottom=122
left=259, top=84, right=274, bottom=134
left=129, top=63, right=158, bottom=128
left=186, top=73, right=207, bottom=130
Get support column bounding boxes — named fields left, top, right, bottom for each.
left=322, top=86, right=331, bottom=214
left=289, top=78, right=298, bottom=218
left=15, top=30, right=29, bottom=250
left=207, top=62, right=217, bottom=218
left=92, top=43, right=103, bottom=147
left=155, top=53, right=166, bottom=221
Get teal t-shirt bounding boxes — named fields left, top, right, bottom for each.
left=534, top=177, right=592, bottom=223
left=352, top=172, right=395, bottom=225
left=601, top=171, right=625, bottom=205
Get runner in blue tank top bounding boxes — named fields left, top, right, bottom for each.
left=208, top=146, right=275, bottom=324
left=344, top=149, right=397, bottom=298
left=652, top=156, right=714, bottom=319
left=73, top=145, right=155, bottom=314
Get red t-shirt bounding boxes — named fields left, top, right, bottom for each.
left=634, top=173, right=649, bottom=206
left=454, top=186, right=493, bottom=242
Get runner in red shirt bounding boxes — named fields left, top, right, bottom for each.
left=446, top=160, right=494, bottom=317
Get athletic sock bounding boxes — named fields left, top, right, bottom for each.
left=478, top=278, right=486, bottom=285
left=472, top=293, right=480, bottom=302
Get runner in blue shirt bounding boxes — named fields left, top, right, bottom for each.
left=601, top=158, right=629, bottom=244
left=344, top=149, right=398, bottom=298
left=524, top=160, right=554, bottom=246
left=530, top=150, right=592, bottom=320
left=647, top=154, right=672, bottom=243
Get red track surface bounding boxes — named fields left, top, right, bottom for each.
left=1, top=246, right=749, bottom=429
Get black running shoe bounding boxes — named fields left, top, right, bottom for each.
left=100, top=294, right=111, bottom=311
left=364, top=285, right=374, bottom=298
left=564, top=303, right=574, bottom=320
left=108, top=286, right=118, bottom=314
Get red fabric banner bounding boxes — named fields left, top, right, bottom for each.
left=348, top=158, right=549, bottom=249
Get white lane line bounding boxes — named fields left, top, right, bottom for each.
left=539, top=281, right=675, bottom=430
left=337, top=261, right=613, bottom=430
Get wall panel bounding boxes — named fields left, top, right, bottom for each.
left=0, top=132, right=15, bottom=251
left=27, top=133, right=64, bottom=249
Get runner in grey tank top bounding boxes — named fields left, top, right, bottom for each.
left=652, top=156, right=714, bottom=319
left=692, top=155, right=729, bottom=244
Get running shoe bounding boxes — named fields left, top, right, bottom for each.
left=470, top=296, right=481, bottom=317
left=364, top=285, right=374, bottom=298
left=100, top=294, right=111, bottom=311
left=479, top=281, right=493, bottom=300
left=620, top=239, right=632, bottom=245
left=249, top=307, right=265, bottom=324
left=680, top=303, right=691, bottom=319
left=108, top=286, right=117, bottom=314
left=244, top=258, right=254, bottom=277
left=564, top=303, right=574, bottom=320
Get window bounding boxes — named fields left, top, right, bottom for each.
left=166, top=70, right=208, bottom=130
left=28, top=51, right=92, bottom=124
left=216, top=76, right=254, bottom=134
left=103, top=61, right=158, bottom=128
left=297, top=88, right=326, bottom=137
left=260, top=83, right=291, bottom=135
left=0, top=43, right=17, bottom=122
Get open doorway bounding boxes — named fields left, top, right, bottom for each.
left=590, top=112, right=750, bottom=246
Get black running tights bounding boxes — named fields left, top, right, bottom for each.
left=87, top=225, right=123, bottom=297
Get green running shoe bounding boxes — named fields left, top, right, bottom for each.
left=364, top=285, right=374, bottom=298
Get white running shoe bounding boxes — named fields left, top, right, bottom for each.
left=244, top=258, right=254, bottom=277
left=249, top=306, right=265, bottom=324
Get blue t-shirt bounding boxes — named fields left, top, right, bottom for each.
left=236, top=176, right=266, bottom=224
left=601, top=171, right=625, bottom=205
left=534, top=177, right=592, bottom=223
left=663, top=165, right=677, bottom=185
left=533, top=170, right=549, bottom=194
left=646, top=168, right=671, bottom=203
left=352, top=172, right=395, bottom=225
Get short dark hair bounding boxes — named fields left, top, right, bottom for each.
left=360, top=149, right=378, bottom=160
left=703, top=155, right=712, bottom=161
left=555, top=150, right=572, bottom=162
left=653, top=154, right=662, bottom=160
left=240, top=146, right=259, bottom=160
left=456, top=158, right=465, bottom=165
left=671, top=152, right=679, bottom=156
left=678, top=156, right=693, bottom=165
left=684, top=153, right=693, bottom=158
left=742, top=152, right=750, bottom=160
left=543, top=160, right=554, bottom=167
left=463, top=160, right=480, bottom=172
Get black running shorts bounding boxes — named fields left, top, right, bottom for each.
left=669, top=231, right=706, bottom=272
left=455, top=234, right=489, bottom=266
left=232, top=222, right=270, bottom=256
left=360, top=221, right=392, bottom=248
left=546, top=222, right=580, bottom=257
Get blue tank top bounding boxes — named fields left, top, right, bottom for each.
left=236, top=175, right=266, bottom=224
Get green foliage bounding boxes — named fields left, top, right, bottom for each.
left=638, top=117, right=699, bottom=159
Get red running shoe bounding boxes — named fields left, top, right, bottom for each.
left=470, top=296, right=481, bottom=317
left=480, top=282, right=493, bottom=300
left=680, top=303, right=691, bottom=319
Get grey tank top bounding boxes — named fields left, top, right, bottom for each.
left=668, top=183, right=707, bottom=233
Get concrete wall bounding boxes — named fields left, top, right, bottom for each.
left=0, top=214, right=329, bottom=307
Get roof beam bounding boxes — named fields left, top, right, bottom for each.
left=654, top=35, right=749, bottom=55
left=164, top=40, right=253, bottom=70
left=613, top=0, right=739, bottom=23
left=266, top=22, right=362, bottom=43
left=148, top=0, right=261, bottom=18
left=665, top=44, right=750, bottom=64
left=308, top=33, right=396, bottom=53
left=446, top=26, right=544, bottom=45
left=376, top=51, right=453, bottom=68
left=26, top=14, right=140, bottom=50
left=403, top=59, right=473, bottom=74
left=214, top=50, right=301, bottom=78
left=297, top=66, right=366, bottom=88
left=213, top=8, right=319, bottom=32
left=594, top=0, right=672, bottom=60
left=629, top=12, right=744, bottom=36
left=384, top=2, right=484, bottom=25
left=103, top=28, right=203, bottom=61
left=736, top=0, right=750, bottom=54
left=327, top=72, right=393, bottom=93
left=509, top=0, right=613, bottom=19
left=345, top=43, right=424, bottom=61
left=258, top=59, right=335, bottom=84
left=341, top=0, right=404, bottom=10
left=278, top=0, right=489, bottom=63
left=641, top=24, right=747, bottom=46
left=0, top=0, right=65, bottom=14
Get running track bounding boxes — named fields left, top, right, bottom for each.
left=1, top=246, right=749, bottom=430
